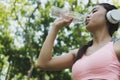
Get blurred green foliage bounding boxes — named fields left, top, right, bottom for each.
left=0, top=0, right=119, bottom=80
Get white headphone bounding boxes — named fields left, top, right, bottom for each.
left=106, top=9, right=120, bottom=24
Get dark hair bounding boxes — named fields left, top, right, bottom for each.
left=74, top=3, right=119, bottom=62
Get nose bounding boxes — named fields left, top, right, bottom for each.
left=85, top=12, right=92, bottom=24
left=86, top=12, right=92, bottom=19
left=86, top=15, right=90, bottom=22
left=86, top=15, right=90, bottom=19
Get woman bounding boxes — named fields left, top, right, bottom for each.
left=37, top=3, right=120, bottom=80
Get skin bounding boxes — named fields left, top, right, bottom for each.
left=37, top=5, right=120, bottom=79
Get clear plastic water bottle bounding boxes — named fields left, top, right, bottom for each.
left=50, top=6, right=85, bottom=24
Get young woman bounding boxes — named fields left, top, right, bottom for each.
left=37, top=3, right=120, bottom=80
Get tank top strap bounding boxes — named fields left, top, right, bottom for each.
left=111, top=38, right=120, bottom=43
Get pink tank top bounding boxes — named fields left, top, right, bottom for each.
left=72, top=42, right=120, bottom=80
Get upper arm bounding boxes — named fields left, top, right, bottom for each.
left=113, top=39, right=120, bottom=61
left=39, top=49, right=78, bottom=71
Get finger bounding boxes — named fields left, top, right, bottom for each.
left=64, top=17, right=73, bottom=23
left=56, top=17, right=72, bottom=24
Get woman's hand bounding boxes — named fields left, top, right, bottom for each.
left=52, top=14, right=73, bottom=30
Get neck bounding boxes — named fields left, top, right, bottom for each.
left=92, top=27, right=112, bottom=46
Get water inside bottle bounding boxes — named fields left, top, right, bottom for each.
left=50, top=6, right=65, bottom=18
left=50, top=6, right=86, bottom=24
left=65, top=11, right=85, bottom=24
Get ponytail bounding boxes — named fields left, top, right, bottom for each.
left=74, top=40, right=93, bottom=62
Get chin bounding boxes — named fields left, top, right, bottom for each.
left=85, top=24, right=90, bottom=30
left=85, top=24, right=94, bottom=32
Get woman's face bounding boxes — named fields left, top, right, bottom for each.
left=85, top=5, right=107, bottom=32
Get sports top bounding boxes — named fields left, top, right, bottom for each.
left=72, top=42, right=120, bottom=80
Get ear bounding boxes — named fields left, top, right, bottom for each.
left=106, top=9, right=120, bottom=24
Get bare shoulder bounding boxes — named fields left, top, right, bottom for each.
left=113, top=39, right=120, bottom=61
left=69, top=48, right=79, bottom=57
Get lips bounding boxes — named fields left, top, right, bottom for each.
left=85, top=21, right=89, bottom=25
left=85, top=18, right=90, bottom=25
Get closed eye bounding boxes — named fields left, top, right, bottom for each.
left=92, top=10, right=97, bottom=13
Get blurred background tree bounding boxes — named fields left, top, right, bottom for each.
left=0, top=0, right=119, bottom=80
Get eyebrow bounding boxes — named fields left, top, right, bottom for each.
left=88, top=7, right=99, bottom=14
left=92, top=7, right=98, bottom=11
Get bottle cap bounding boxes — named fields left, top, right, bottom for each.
left=106, top=9, right=120, bottom=24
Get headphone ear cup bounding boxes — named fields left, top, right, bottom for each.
left=106, top=9, right=120, bottom=24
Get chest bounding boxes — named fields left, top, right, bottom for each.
left=85, top=43, right=111, bottom=56
left=83, top=47, right=113, bottom=69
left=73, top=43, right=116, bottom=71
left=72, top=42, right=120, bottom=80
left=85, top=46, right=102, bottom=56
